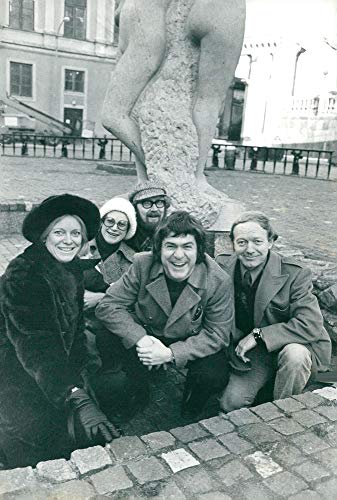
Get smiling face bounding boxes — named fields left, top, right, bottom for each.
left=136, top=196, right=166, bottom=231
left=161, top=233, right=197, bottom=282
left=233, top=221, right=273, bottom=270
left=45, top=215, right=83, bottom=263
left=101, top=210, right=129, bottom=244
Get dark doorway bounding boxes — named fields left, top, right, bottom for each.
left=64, top=108, right=83, bottom=136
left=228, top=79, right=246, bottom=141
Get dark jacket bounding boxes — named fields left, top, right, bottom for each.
left=0, top=243, right=91, bottom=467
left=96, top=252, right=234, bottom=369
left=216, top=251, right=331, bottom=373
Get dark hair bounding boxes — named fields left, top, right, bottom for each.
left=230, top=211, right=278, bottom=242
left=153, top=211, right=206, bottom=263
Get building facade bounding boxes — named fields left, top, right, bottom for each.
left=0, top=0, right=116, bottom=136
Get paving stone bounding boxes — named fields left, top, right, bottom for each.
left=47, top=479, right=95, bottom=499
left=218, top=432, right=254, bottom=454
left=273, top=398, right=305, bottom=413
left=268, top=416, right=305, bottom=435
left=263, top=471, right=308, bottom=496
left=170, top=423, right=208, bottom=443
left=226, top=408, right=261, bottom=426
left=315, top=404, right=337, bottom=421
left=251, top=402, right=284, bottom=421
left=109, top=436, right=147, bottom=461
left=313, top=386, right=337, bottom=401
left=288, top=491, right=321, bottom=500
left=161, top=448, right=200, bottom=473
left=245, top=451, right=283, bottom=478
left=324, top=422, right=337, bottom=446
left=127, top=457, right=170, bottom=485
left=315, top=477, right=337, bottom=498
left=216, top=459, right=254, bottom=487
left=290, top=431, right=331, bottom=454
left=315, top=447, right=337, bottom=470
left=197, top=493, right=232, bottom=500
left=188, top=438, right=229, bottom=461
left=293, top=392, right=327, bottom=408
left=291, top=409, right=328, bottom=427
left=238, top=423, right=282, bottom=445
left=0, top=467, right=37, bottom=495
left=199, top=415, right=235, bottom=435
left=293, top=460, right=331, bottom=482
left=235, top=480, right=279, bottom=500
left=270, top=443, right=307, bottom=467
left=141, top=431, right=176, bottom=451
left=36, top=458, right=77, bottom=483
left=89, top=465, right=133, bottom=494
left=175, top=467, right=221, bottom=495
left=0, top=486, right=50, bottom=500
left=148, top=479, right=187, bottom=500
left=71, top=446, right=112, bottom=475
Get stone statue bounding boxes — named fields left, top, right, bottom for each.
left=102, top=0, right=246, bottom=228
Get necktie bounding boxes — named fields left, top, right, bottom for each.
left=242, top=270, right=253, bottom=289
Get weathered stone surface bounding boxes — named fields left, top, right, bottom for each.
left=288, top=491, right=321, bottom=500
left=127, top=457, right=170, bottom=485
left=238, top=423, right=282, bottom=444
left=0, top=487, right=49, bottom=500
left=235, top=480, right=279, bottom=500
left=273, top=398, right=305, bottom=413
left=218, top=432, right=254, bottom=454
left=268, top=417, right=305, bottom=435
left=317, top=284, right=337, bottom=311
left=198, top=493, right=232, bottom=500
left=141, top=431, right=176, bottom=451
left=293, top=460, right=331, bottom=482
left=36, top=458, right=77, bottom=483
left=315, top=477, right=337, bottom=498
left=161, top=448, right=199, bottom=473
left=227, top=408, right=261, bottom=426
left=170, top=423, right=208, bottom=443
left=292, top=392, right=327, bottom=408
left=269, top=443, right=307, bottom=467
left=313, top=386, right=337, bottom=401
left=109, top=436, right=147, bottom=461
left=199, top=416, right=235, bottom=436
left=251, top=402, right=284, bottom=421
left=90, top=465, right=133, bottom=494
left=290, top=431, right=330, bottom=454
left=147, top=479, right=187, bottom=500
left=291, top=409, right=328, bottom=427
left=315, top=447, right=337, bottom=470
left=47, top=479, right=95, bottom=499
left=245, top=451, right=283, bottom=478
left=188, top=438, right=229, bottom=461
left=263, top=471, right=308, bottom=496
left=71, top=446, right=112, bottom=475
left=215, top=459, right=253, bottom=487
left=175, top=467, right=221, bottom=495
left=315, top=404, right=337, bottom=421
left=0, top=467, right=37, bottom=495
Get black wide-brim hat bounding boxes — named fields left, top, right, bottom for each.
left=22, top=193, right=100, bottom=243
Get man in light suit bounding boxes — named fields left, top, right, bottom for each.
left=96, top=211, right=234, bottom=418
left=216, top=211, right=331, bottom=413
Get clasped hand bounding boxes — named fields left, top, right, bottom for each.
left=235, top=333, right=257, bottom=363
left=136, top=335, right=172, bottom=367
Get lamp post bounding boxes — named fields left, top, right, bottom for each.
left=52, top=16, right=70, bottom=120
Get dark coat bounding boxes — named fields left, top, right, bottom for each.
left=216, top=251, right=331, bottom=373
left=96, top=252, right=234, bottom=369
left=0, top=243, right=91, bottom=468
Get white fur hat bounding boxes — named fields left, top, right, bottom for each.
left=99, top=197, right=137, bottom=240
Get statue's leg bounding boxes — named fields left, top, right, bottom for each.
left=188, top=0, right=246, bottom=181
left=102, top=0, right=169, bottom=180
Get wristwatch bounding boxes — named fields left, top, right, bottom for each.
left=252, top=328, right=264, bottom=345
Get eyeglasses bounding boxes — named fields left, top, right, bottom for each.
left=103, top=217, right=128, bottom=231
left=140, top=199, right=165, bottom=209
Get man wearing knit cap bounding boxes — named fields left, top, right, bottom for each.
left=127, top=180, right=170, bottom=252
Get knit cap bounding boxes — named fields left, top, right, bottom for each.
left=99, top=197, right=137, bottom=240
left=129, top=180, right=169, bottom=205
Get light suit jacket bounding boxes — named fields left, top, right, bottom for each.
left=216, top=250, right=331, bottom=373
left=96, top=252, right=234, bottom=368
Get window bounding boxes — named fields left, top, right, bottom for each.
left=9, top=0, right=34, bottom=31
left=64, top=0, right=86, bottom=40
left=65, top=69, right=85, bottom=93
left=10, top=62, right=33, bottom=97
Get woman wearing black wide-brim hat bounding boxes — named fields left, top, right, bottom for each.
left=0, top=194, right=119, bottom=469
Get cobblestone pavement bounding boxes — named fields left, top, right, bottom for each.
left=0, top=387, right=337, bottom=499
left=1, top=156, right=336, bottom=258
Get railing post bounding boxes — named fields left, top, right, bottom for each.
left=21, top=135, right=28, bottom=156
left=224, top=145, right=237, bottom=170
left=61, top=138, right=69, bottom=158
left=211, top=144, right=221, bottom=168
left=98, top=136, right=108, bottom=159
left=291, top=150, right=302, bottom=175
left=250, top=147, right=258, bottom=170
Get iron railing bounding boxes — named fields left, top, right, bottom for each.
left=0, top=133, right=335, bottom=181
